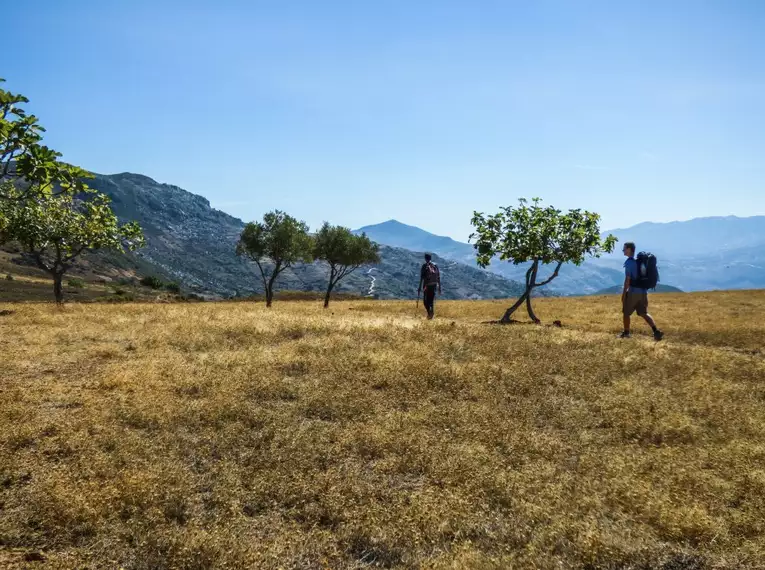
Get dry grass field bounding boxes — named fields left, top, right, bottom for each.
left=1, top=292, right=764, bottom=569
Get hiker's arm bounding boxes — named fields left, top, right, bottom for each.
left=622, top=274, right=630, bottom=302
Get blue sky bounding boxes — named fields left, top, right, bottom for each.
left=5, top=0, right=764, bottom=240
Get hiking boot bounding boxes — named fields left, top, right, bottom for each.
left=618, top=331, right=632, bottom=339
left=427, top=311, right=434, bottom=320
left=653, top=329, right=664, bottom=341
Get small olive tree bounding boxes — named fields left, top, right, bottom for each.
left=0, top=188, right=144, bottom=303
left=314, top=223, right=380, bottom=308
left=471, top=198, right=617, bottom=323
left=236, top=210, right=313, bottom=307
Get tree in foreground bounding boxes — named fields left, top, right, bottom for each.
left=0, top=79, right=90, bottom=201
left=471, top=198, right=617, bottom=323
left=1, top=78, right=91, bottom=240
left=236, top=210, right=313, bottom=307
left=0, top=188, right=144, bottom=303
left=314, top=223, right=380, bottom=308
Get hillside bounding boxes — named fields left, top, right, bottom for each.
left=1, top=292, right=764, bottom=568
left=83, top=173, right=526, bottom=301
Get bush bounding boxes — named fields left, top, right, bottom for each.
left=67, top=278, right=85, bottom=289
left=5, top=274, right=13, bottom=281
left=114, top=288, right=128, bottom=296
left=165, top=282, right=181, bottom=294
left=140, top=276, right=164, bottom=289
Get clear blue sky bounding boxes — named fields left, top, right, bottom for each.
left=5, top=0, right=764, bottom=240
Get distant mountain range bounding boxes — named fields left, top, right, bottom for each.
left=3, top=170, right=762, bottom=298
left=355, top=216, right=765, bottom=294
left=83, top=173, right=526, bottom=300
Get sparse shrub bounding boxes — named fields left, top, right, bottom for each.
left=165, top=282, right=181, bottom=294
left=140, top=275, right=164, bottom=289
left=5, top=274, right=12, bottom=281
left=67, top=277, right=85, bottom=289
left=115, top=288, right=128, bottom=296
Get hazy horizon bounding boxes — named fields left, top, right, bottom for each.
left=6, top=1, right=764, bottom=242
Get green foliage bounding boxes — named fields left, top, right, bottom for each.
left=0, top=187, right=144, bottom=302
left=5, top=273, right=13, bottom=281
left=165, top=282, right=181, bottom=294
left=313, top=223, right=380, bottom=307
left=471, top=198, right=617, bottom=268
left=67, top=278, right=85, bottom=289
left=140, top=276, right=165, bottom=289
left=471, top=198, right=617, bottom=322
left=236, top=210, right=313, bottom=307
left=0, top=79, right=91, bottom=206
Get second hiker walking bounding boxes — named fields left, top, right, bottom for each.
left=418, top=253, right=442, bottom=320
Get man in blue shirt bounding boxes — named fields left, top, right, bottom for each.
left=621, top=242, right=663, bottom=340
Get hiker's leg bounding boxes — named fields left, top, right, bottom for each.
left=622, top=294, right=634, bottom=332
left=425, top=287, right=436, bottom=316
left=636, top=294, right=656, bottom=329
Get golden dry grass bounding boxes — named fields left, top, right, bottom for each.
left=1, top=291, right=764, bottom=569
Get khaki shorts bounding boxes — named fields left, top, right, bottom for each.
left=623, top=292, right=648, bottom=317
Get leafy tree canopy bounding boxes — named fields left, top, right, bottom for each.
left=236, top=210, right=313, bottom=307
left=314, top=223, right=380, bottom=307
left=0, top=187, right=144, bottom=302
left=471, top=198, right=617, bottom=322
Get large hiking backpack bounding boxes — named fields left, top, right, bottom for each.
left=634, top=252, right=659, bottom=289
left=423, top=262, right=440, bottom=286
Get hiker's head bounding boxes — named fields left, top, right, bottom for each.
left=424, top=254, right=432, bottom=263
left=623, top=242, right=636, bottom=257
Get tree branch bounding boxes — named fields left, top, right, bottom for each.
left=533, top=261, right=563, bottom=288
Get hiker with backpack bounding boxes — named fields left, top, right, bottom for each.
left=621, top=242, right=664, bottom=340
left=418, top=253, right=441, bottom=320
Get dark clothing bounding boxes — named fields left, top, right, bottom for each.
left=420, top=262, right=441, bottom=287
left=419, top=262, right=440, bottom=318
left=423, top=284, right=437, bottom=316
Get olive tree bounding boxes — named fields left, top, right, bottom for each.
left=471, top=198, right=617, bottom=323
left=236, top=210, right=313, bottom=307
left=314, top=223, right=380, bottom=308
left=0, top=188, right=144, bottom=303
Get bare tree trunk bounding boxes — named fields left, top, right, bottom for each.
left=500, top=291, right=529, bottom=322
left=500, top=261, right=538, bottom=323
left=53, top=272, right=64, bottom=304
left=324, top=267, right=336, bottom=309
left=526, top=293, right=540, bottom=323
left=526, top=260, right=540, bottom=323
left=265, top=287, right=273, bottom=308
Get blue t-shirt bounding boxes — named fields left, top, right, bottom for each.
left=624, top=257, right=648, bottom=294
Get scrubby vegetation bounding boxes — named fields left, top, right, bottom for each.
left=1, top=291, right=764, bottom=568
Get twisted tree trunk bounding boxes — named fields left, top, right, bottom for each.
left=499, top=259, right=562, bottom=323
